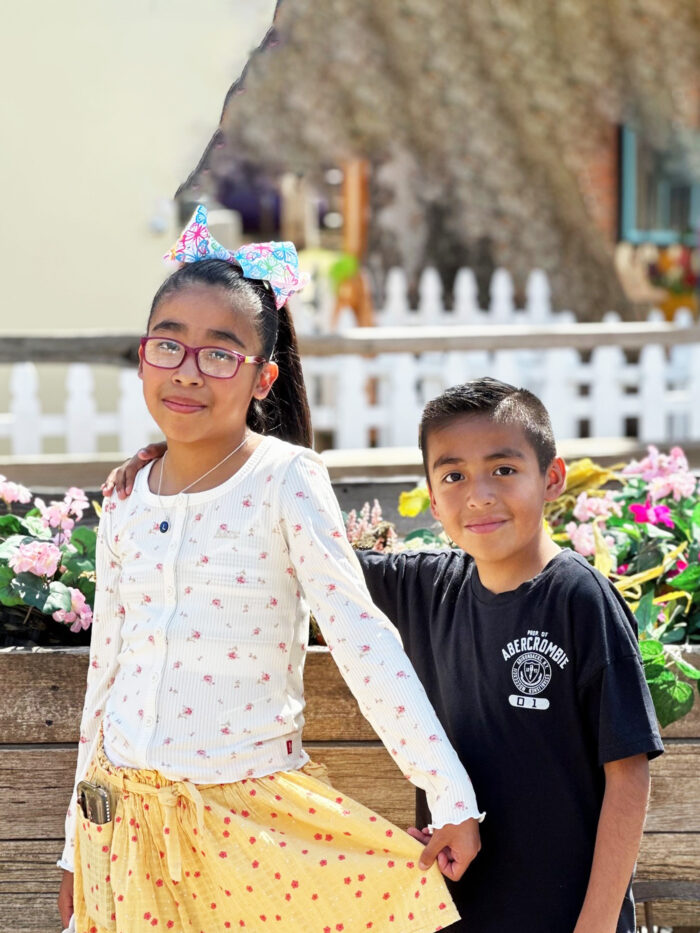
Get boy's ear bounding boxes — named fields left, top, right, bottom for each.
left=428, top=483, right=440, bottom=521
left=544, top=456, right=567, bottom=501
left=252, top=361, right=279, bottom=400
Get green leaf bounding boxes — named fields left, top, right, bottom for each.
left=9, top=574, right=71, bottom=614
left=667, top=564, right=700, bottom=592
left=673, top=513, right=691, bottom=539
left=639, top=638, right=664, bottom=661
left=674, top=657, right=700, bottom=680
left=22, top=515, right=51, bottom=538
left=691, top=503, right=700, bottom=542
left=630, top=543, right=665, bottom=574
left=634, top=592, right=657, bottom=635
left=0, top=534, right=32, bottom=560
left=69, top=526, right=97, bottom=559
left=660, top=627, right=687, bottom=644
left=0, top=514, right=24, bottom=536
left=403, top=528, right=445, bottom=548
left=0, top=564, right=23, bottom=607
left=647, top=676, right=695, bottom=728
left=643, top=657, right=667, bottom=679
left=60, top=552, right=94, bottom=580
left=640, top=638, right=666, bottom=679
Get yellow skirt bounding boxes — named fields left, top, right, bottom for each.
left=74, top=742, right=460, bottom=933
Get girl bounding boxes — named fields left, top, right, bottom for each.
left=58, top=207, right=482, bottom=933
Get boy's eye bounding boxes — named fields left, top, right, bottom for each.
left=494, top=466, right=516, bottom=476
left=443, top=471, right=464, bottom=484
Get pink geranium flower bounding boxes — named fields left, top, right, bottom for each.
left=33, top=487, right=88, bottom=542
left=623, top=445, right=696, bottom=502
left=52, top=587, right=93, bottom=632
left=573, top=492, right=622, bottom=522
left=623, top=445, right=689, bottom=480
left=565, top=521, right=615, bottom=557
left=629, top=500, right=674, bottom=528
left=0, top=475, right=32, bottom=507
left=9, top=540, right=61, bottom=577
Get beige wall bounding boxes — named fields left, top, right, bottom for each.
left=1, top=0, right=276, bottom=334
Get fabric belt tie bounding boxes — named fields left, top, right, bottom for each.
left=125, top=777, right=205, bottom=883
left=95, top=760, right=205, bottom=883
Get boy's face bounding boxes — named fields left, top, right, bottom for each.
left=426, top=415, right=566, bottom=575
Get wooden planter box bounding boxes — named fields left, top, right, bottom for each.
left=1, top=646, right=699, bottom=933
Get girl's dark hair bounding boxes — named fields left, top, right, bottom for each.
left=419, top=377, right=556, bottom=476
left=149, top=259, right=312, bottom=448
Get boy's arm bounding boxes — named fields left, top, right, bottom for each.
left=573, top=753, right=650, bottom=933
left=354, top=549, right=404, bottom=627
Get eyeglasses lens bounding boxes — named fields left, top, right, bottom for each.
left=197, top=348, right=241, bottom=378
left=144, top=339, right=240, bottom=378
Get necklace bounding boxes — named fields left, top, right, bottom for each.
left=156, top=434, right=250, bottom=533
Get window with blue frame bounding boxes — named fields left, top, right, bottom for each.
left=620, top=125, right=700, bottom=245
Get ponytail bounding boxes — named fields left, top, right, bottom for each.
left=247, top=303, right=313, bottom=448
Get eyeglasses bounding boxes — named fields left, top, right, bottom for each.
left=140, top=337, right=266, bottom=380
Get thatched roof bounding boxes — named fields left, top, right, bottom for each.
left=180, top=0, right=700, bottom=319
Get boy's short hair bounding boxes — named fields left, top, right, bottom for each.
left=419, top=377, right=557, bottom=477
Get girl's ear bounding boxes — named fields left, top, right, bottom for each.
left=252, top=361, right=279, bottom=400
left=137, top=343, right=144, bottom=380
left=544, top=456, right=567, bottom=501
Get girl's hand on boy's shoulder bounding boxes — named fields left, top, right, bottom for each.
left=102, top=443, right=166, bottom=499
left=409, top=819, right=481, bottom=881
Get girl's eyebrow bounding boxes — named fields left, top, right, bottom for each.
left=150, top=320, right=246, bottom=349
left=151, top=319, right=183, bottom=333
left=205, top=327, right=246, bottom=349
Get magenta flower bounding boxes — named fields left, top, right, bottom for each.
left=666, top=559, right=689, bottom=580
left=629, top=500, right=675, bottom=528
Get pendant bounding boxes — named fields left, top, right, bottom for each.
left=159, top=520, right=170, bottom=533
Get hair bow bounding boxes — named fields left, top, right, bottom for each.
left=164, top=204, right=308, bottom=310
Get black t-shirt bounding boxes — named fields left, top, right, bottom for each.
left=357, top=547, right=663, bottom=933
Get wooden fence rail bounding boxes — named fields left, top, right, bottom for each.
left=1, top=320, right=700, bottom=364
left=2, top=310, right=700, bottom=456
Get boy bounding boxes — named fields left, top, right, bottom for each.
left=106, top=377, right=663, bottom=932
left=356, top=378, right=663, bottom=933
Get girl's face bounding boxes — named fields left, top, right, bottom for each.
left=139, top=284, right=278, bottom=447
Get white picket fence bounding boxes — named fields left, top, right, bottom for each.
left=2, top=267, right=699, bottom=455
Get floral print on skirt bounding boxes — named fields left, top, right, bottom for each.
left=73, top=742, right=460, bottom=933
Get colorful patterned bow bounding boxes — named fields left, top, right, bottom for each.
left=164, top=204, right=308, bottom=310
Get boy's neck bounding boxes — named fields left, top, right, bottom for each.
left=473, top=533, right=562, bottom=595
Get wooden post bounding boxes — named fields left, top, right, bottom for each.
left=334, top=158, right=374, bottom=327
